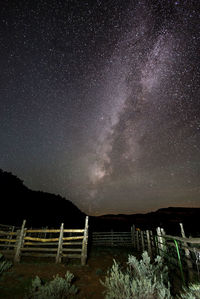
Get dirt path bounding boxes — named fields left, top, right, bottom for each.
left=0, top=246, right=138, bottom=298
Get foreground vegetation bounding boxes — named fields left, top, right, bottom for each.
left=24, top=272, right=77, bottom=299
left=0, top=253, right=12, bottom=276
left=101, top=251, right=171, bottom=299
left=101, top=251, right=200, bottom=299
left=0, top=250, right=200, bottom=298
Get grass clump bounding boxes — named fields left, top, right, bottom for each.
left=0, top=253, right=12, bottom=276
left=24, top=271, right=78, bottom=299
left=178, top=283, right=200, bottom=299
left=101, top=251, right=171, bottom=299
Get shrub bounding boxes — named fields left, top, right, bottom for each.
left=24, top=271, right=78, bottom=299
left=178, top=283, right=200, bottom=299
left=0, top=253, right=12, bottom=276
left=101, top=251, right=171, bottom=299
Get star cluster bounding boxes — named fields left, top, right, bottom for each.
left=0, top=0, right=200, bottom=215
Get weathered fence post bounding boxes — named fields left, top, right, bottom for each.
left=81, top=216, right=89, bottom=266
left=131, top=225, right=136, bottom=248
left=146, top=230, right=152, bottom=258
left=179, top=223, right=193, bottom=281
left=160, top=228, right=167, bottom=254
left=141, top=230, right=145, bottom=252
left=14, top=219, right=26, bottom=263
left=5, top=225, right=15, bottom=250
left=150, top=230, right=155, bottom=257
left=136, top=230, right=140, bottom=251
left=56, top=223, right=64, bottom=263
left=156, top=227, right=165, bottom=256
left=139, top=230, right=142, bottom=250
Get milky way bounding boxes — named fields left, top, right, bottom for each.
left=0, top=0, right=200, bottom=215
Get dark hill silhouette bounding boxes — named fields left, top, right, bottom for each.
left=90, top=207, right=200, bottom=235
left=0, top=169, right=86, bottom=228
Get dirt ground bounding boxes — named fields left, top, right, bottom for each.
left=0, top=246, right=139, bottom=299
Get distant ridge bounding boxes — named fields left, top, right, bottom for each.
left=0, top=169, right=86, bottom=227
left=90, top=206, right=200, bottom=235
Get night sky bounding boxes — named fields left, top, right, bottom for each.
left=1, top=0, right=200, bottom=215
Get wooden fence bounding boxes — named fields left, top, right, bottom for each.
left=0, top=216, right=89, bottom=265
left=92, top=231, right=132, bottom=246
left=131, top=224, right=200, bottom=284
left=0, top=223, right=20, bottom=232
left=131, top=225, right=157, bottom=257
left=1, top=219, right=199, bottom=282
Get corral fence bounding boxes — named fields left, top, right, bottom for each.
left=131, top=223, right=200, bottom=284
left=92, top=231, right=132, bottom=246
left=0, top=216, right=89, bottom=265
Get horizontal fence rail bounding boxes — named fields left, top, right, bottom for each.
left=0, top=217, right=89, bottom=265
left=0, top=224, right=20, bottom=231
left=92, top=231, right=133, bottom=246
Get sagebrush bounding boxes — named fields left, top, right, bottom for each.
left=0, top=253, right=12, bottom=276
left=101, top=251, right=171, bottom=299
left=24, top=271, right=78, bottom=299
left=178, top=283, right=200, bottom=299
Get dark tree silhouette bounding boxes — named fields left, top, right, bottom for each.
left=0, top=169, right=86, bottom=227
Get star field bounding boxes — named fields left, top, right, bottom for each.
left=0, top=0, right=200, bottom=215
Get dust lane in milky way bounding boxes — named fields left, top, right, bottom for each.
left=0, top=0, right=200, bottom=215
